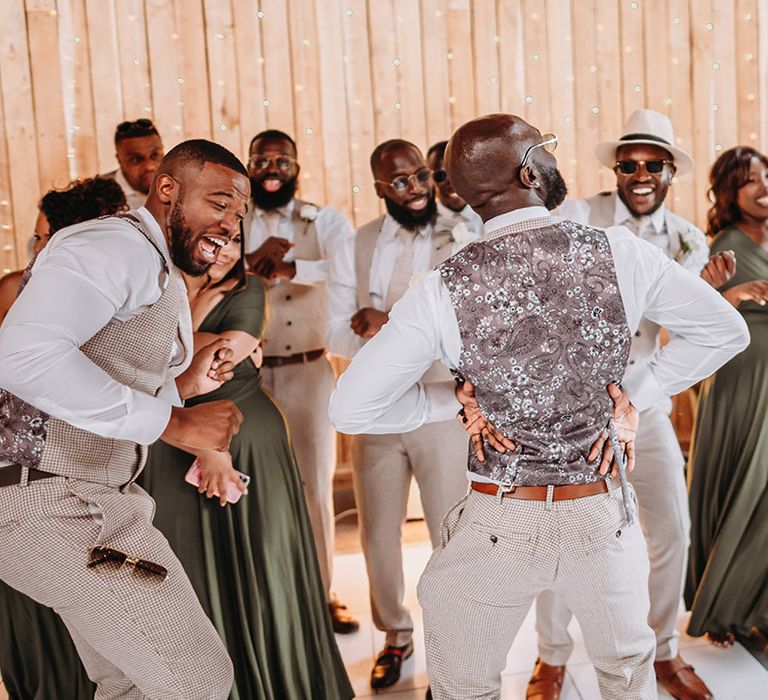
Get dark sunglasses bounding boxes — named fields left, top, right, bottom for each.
left=116, top=118, right=155, bottom=133
left=375, top=167, right=433, bottom=192
left=432, top=169, right=448, bottom=184
left=87, top=546, right=168, bottom=588
left=615, top=159, right=673, bottom=175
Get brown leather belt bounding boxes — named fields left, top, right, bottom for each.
left=471, top=479, right=610, bottom=501
left=0, top=465, right=58, bottom=488
left=262, top=348, right=325, bottom=368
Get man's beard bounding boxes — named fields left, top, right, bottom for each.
left=169, top=199, right=209, bottom=276
left=540, top=166, right=568, bottom=210
left=384, top=193, right=438, bottom=231
left=250, top=175, right=297, bottom=210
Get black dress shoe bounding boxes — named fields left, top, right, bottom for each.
left=370, top=640, right=414, bottom=689
left=328, top=598, right=359, bottom=634
left=426, top=688, right=432, bottom=699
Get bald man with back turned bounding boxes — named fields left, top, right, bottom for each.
left=330, top=115, right=749, bottom=699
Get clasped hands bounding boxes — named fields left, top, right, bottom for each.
left=246, top=236, right=297, bottom=280
left=456, top=380, right=638, bottom=477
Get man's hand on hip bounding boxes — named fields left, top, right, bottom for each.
left=455, top=380, right=517, bottom=462
left=588, top=383, right=639, bottom=476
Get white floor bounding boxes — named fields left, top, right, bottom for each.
left=333, top=540, right=768, bottom=699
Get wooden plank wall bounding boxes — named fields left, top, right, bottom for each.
left=0, top=0, right=766, bottom=273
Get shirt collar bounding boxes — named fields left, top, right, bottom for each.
left=483, top=206, right=550, bottom=234
left=255, top=198, right=295, bottom=220
left=437, top=201, right=474, bottom=222
left=136, top=207, right=173, bottom=264
left=613, top=193, right=666, bottom=234
left=382, top=213, right=432, bottom=241
left=114, top=168, right=144, bottom=200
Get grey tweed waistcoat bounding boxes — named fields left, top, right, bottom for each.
left=439, top=216, right=631, bottom=486
left=0, top=212, right=187, bottom=488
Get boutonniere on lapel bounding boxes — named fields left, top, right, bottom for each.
left=436, top=221, right=472, bottom=253
left=675, top=225, right=701, bottom=263
left=299, top=203, right=319, bottom=222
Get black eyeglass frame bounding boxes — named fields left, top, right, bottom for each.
left=614, top=159, right=675, bottom=175
left=374, top=167, right=433, bottom=192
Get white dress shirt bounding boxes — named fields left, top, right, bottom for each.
left=0, top=207, right=190, bottom=445
left=437, top=201, right=484, bottom=238
left=330, top=206, right=749, bottom=441
left=245, top=199, right=354, bottom=286
left=114, top=168, right=148, bottom=211
left=325, top=214, right=444, bottom=360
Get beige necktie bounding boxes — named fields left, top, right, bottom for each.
left=264, top=210, right=281, bottom=238
left=386, top=228, right=417, bottom=310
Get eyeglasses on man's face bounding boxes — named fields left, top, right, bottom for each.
left=375, top=167, right=433, bottom=192
left=520, top=133, right=559, bottom=169
left=248, top=154, right=297, bottom=172
left=614, top=159, right=674, bottom=175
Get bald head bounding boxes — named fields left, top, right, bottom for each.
left=445, top=114, right=566, bottom=220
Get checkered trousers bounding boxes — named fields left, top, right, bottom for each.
left=417, top=486, right=657, bottom=699
left=0, top=476, right=233, bottom=698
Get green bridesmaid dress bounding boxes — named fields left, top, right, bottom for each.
left=685, top=226, right=768, bottom=638
left=139, top=275, right=353, bottom=700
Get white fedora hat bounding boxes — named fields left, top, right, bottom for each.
left=595, top=108, right=694, bottom=176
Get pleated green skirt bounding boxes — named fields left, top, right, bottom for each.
left=685, top=313, right=768, bottom=637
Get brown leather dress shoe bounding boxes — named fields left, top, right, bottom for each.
left=328, top=597, right=359, bottom=634
left=654, top=655, right=713, bottom=700
left=526, top=658, right=566, bottom=700
left=370, top=640, right=414, bottom=689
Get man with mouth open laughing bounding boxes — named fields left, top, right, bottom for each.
left=0, top=139, right=251, bottom=698
left=326, top=139, right=470, bottom=690
left=241, top=129, right=360, bottom=635
left=528, top=110, right=735, bottom=700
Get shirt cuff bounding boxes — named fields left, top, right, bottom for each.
left=621, top=365, right=664, bottom=413
left=294, top=259, right=328, bottom=285
left=425, top=380, right=462, bottom=423
left=115, top=391, right=173, bottom=445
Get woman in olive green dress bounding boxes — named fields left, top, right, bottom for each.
left=685, top=146, right=768, bottom=646
left=139, top=230, right=352, bottom=700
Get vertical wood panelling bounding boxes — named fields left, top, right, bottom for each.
left=84, top=0, right=122, bottom=173
left=232, top=0, right=267, bottom=158
left=2, top=0, right=768, bottom=258
left=288, top=0, right=326, bottom=204
left=341, top=0, right=377, bottom=224
left=25, top=0, right=68, bottom=190
left=114, top=0, right=152, bottom=119
left=145, top=0, right=184, bottom=149
left=0, top=0, right=41, bottom=262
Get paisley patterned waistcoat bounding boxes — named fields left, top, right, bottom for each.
left=0, top=213, right=187, bottom=488
left=439, top=216, right=631, bottom=486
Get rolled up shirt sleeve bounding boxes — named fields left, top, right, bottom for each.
left=330, top=271, right=461, bottom=433
left=610, top=227, right=750, bottom=411
left=0, top=226, right=174, bottom=445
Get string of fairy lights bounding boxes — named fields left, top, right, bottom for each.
left=0, top=1, right=764, bottom=272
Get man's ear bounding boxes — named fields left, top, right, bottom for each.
left=373, top=182, right=386, bottom=200
left=154, top=173, right=177, bottom=204
left=664, top=162, right=677, bottom=182
left=519, top=164, right=541, bottom=190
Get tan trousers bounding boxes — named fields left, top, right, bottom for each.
left=261, top=355, right=337, bottom=598
left=536, top=404, right=689, bottom=663
left=0, top=477, right=233, bottom=700
left=418, top=486, right=656, bottom=700
left=353, top=419, right=469, bottom=647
